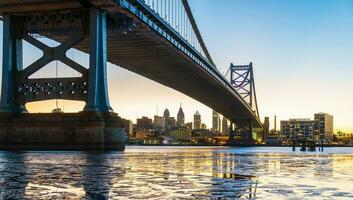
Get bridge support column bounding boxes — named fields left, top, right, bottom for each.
left=0, top=15, right=26, bottom=113
left=0, top=9, right=127, bottom=150
left=228, top=119, right=254, bottom=145
left=84, top=8, right=112, bottom=112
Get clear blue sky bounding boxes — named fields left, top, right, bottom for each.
left=0, top=0, right=352, bottom=131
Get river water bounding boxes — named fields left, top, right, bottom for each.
left=0, top=146, right=352, bottom=199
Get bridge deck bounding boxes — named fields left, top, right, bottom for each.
left=0, top=0, right=262, bottom=128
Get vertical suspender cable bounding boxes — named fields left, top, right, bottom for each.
left=181, top=0, right=215, bottom=66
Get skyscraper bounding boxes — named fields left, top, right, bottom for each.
left=193, top=111, right=201, bottom=129
left=222, top=117, right=229, bottom=135
left=212, top=110, right=220, bottom=132
left=163, top=108, right=170, bottom=128
left=153, top=115, right=165, bottom=128
left=263, top=117, right=270, bottom=143
left=163, top=108, right=170, bottom=119
left=177, top=103, right=185, bottom=126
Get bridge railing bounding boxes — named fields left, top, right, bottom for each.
left=142, top=0, right=205, bottom=58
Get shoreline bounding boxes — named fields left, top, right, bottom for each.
left=127, top=144, right=353, bottom=148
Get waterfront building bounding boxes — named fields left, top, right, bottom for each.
left=212, top=110, right=221, bottom=132
left=167, top=127, right=192, bottom=141
left=222, top=117, right=229, bottom=135
left=135, top=129, right=150, bottom=140
left=281, top=113, right=334, bottom=143
left=314, top=113, right=333, bottom=143
left=136, top=116, right=153, bottom=130
left=192, top=129, right=215, bottom=144
left=193, top=111, right=201, bottom=129
left=177, top=104, right=185, bottom=126
left=280, top=118, right=314, bottom=141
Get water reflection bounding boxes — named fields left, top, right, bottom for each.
left=0, top=152, right=29, bottom=199
left=211, top=152, right=258, bottom=199
left=0, top=147, right=352, bottom=199
left=83, top=153, right=115, bottom=199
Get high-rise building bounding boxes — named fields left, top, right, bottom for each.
left=314, top=113, right=333, bottom=142
left=136, top=116, right=153, bottom=130
left=263, top=117, right=270, bottom=143
left=153, top=115, right=165, bottom=128
left=222, top=117, right=229, bottom=135
left=177, top=104, right=185, bottom=126
left=124, top=120, right=134, bottom=138
left=212, top=110, right=220, bottom=132
left=168, top=117, right=176, bottom=127
left=163, top=108, right=170, bottom=128
left=193, top=111, right=201, bottom=129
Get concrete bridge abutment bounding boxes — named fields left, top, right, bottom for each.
left=0, top=8, right=128, bottom=150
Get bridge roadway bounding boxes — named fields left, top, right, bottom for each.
left=0, top=0, right=262, bottom=128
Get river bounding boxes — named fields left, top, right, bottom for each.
left=0, top=146, right=352, bottom=199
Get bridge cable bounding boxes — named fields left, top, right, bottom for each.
left=181, top=0, right=215, bottom=67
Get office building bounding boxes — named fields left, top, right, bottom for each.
left=177, top=104, right=185, bottom=126
left=168, top=117, right=176, bottom=127
left=167, top=127, right=192, bottom=141
left=153, top=115, right=165, bottom=128
left=163, top=108, right=170, bottom=128
left=222, top=117, right=229, bottom=135
left=136, top=116, right=153, bottom=130
left=263, top=117, right=270, bottom=143
left=212, top=110, right=221, bottom=132
left=194, top=111, right=201, bottom=129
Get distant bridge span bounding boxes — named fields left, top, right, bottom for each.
left=0, top=0, right=262, bottom=130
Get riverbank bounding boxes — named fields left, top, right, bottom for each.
left=127, top=143, right=353, bottom=147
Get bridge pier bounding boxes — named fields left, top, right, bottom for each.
left=228, top=119, right=255, bottom=145
left=0, top=15, right=27, bottom=113
left=0, top=8, right=127, bottom=150
left=84, top=8, right=112, bottom=112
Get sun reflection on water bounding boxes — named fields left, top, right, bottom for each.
left=0, top=147, right=352, bottom=199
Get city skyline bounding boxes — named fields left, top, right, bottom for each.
left=0, top=0, right=352, bottom=132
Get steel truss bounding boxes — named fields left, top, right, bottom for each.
left=229, top=62, right=259, bottom=118
left=0, top=8, right=134, bottom=113
left=225, top=62, right=260, bottom=144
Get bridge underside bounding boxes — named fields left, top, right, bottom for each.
left=0, top=0, right=261, bottom=128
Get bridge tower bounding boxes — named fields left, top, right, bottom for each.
left=227, top=62, right=260, bottom=144
left=0, top=7, right=132, bottom=150
left=0, top=9, right=115, bottom=113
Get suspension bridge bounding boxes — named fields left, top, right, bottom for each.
left=0, top=0, right=262, bottom=150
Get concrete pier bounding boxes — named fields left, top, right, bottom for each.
left=0, top=112, right=127, bottom=151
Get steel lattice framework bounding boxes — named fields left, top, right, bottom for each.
left=228, top=63, right=260, bottom=119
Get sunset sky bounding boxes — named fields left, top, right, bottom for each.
left=0, top=0, right=352, bottom=132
